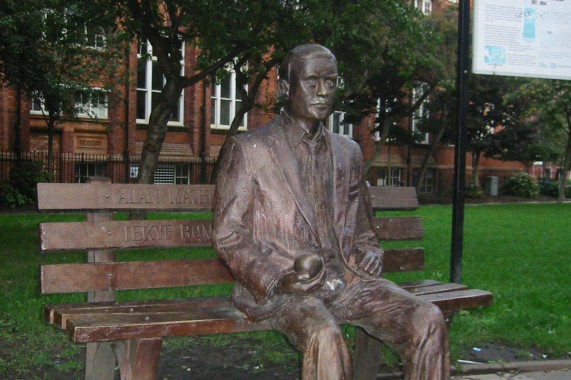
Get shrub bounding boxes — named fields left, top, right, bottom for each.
left=502, top=172, right=539, bottom=198
left=0, top=183, right=30, bottom=208
left=0, top=160, right=52, bottom=208
left=540, top=180, right=571, bottom=198
left=465, top=180, right=483, bottom=199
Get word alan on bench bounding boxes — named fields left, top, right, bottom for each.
left=117, top=186, right=213, bottom=206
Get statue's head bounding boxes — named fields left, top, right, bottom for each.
left=278, top=44, right=338, bottom=123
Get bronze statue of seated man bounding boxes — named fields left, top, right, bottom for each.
left=213, top=44, right=450, bottom=380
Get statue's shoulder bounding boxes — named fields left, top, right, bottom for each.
left=327, top=129, right=361, bottom=155
left=232, top=116, right=282, bottom=147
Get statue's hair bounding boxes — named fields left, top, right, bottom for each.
left=279, top=44, right=337, bottom=82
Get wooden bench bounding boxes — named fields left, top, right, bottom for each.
left=37, top=178, right=493, bottom=380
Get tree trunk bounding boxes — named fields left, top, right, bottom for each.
left=471, top=151, right=481, bottom=186
left=137, top=80, right=183, bottom=184
left=416, top=103, right=449, bottom=192
left=364, top=120, right=391, bottom=174
left=47, top=116, right=55, bottom=178
left=558, top=119, right=571, bottom=203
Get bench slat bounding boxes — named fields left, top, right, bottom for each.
left=37, top=183, right=415, bottom=212
left=54, top=287, right=492, bottom=343
left=374, top=217, right=423, bottom=241
left=37, top=183, right=215, bottom=211
left=382, top=248, right=425, bottom=272
left=46, top=282, right=469, bottom=330
left=397, top=279, right=441, bottom=290
left=369, top=187, right=418, bottom=211
left=40, top=259, right=234, bottom=294
left=68, top=307, right=273, bottom=342
left=40, top=216, right=421, bottom=254
left=406, top=282, right=468, bottom=296
left=40, top=248, right=425, bottom=294
left=40, top=216, right=421, bottom=252
left=418, top=289, right=494, bottom=312
left=46, top=297, right=235, bottom=328
left=40, top=220, right=213, bottom=251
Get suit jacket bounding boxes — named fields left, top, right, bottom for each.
left=213, top=113, right=382, bottom=321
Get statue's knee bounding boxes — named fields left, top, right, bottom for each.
left=412, top=304, right=446, bottom=336
left=306, top=321, right=344, bottom=349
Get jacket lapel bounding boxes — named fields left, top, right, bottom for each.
left=329, top=133, right=351, bottom=244
left=267, top=120, right=321, bottom=244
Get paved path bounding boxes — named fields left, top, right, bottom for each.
left=451, top=360, right=570, bottom=380
left=453, top=370, right=569, bottom=380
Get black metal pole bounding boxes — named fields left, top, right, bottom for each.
left=450, top=0, right=470, bottom=284
left=124, top=43, right=131, bottom=184
left=200, top=80, right=208, bottom=184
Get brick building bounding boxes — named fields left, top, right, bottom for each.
left=0, top=0, right=535, bottom=192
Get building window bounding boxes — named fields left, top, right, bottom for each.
left=415, top=169, right=434, bottom=194
left=137, top=40, right=184, bottom=126
left=84, top=26, right=106, bottom=49
left=153, top=164, right=175, bottom=184
left=75, top=162, right=105, bottom=183
left=412, top=85, right=430, bottom=144
left=415, top=0, right=432, bottom=15
left=377, top=168, right=403, bottom=187
left=328, top=111, right=352, bottom=138
left=210, top=70, right=247, bottom=130
left=75, top=89, right=108, bottom=119
left=151, top=164, right=193, bottom=184
left=30, top=96, right=46, bottom=114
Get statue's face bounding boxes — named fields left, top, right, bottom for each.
left=287, top=56, right=338, bottom=123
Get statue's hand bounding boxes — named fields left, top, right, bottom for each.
left=277, top=254, right=325, bottom=296
left=358, top=250, right=383, bottom=277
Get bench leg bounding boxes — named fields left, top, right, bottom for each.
left=85, top=342, right=117, bottom=380
left=442, top=311, right=454, bottom=328
left=112, top=338, right=163, bottom=380
left=353, top=327, right=384, bottom=380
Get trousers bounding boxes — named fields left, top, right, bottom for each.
left=268, top=275, right=450, bottom=380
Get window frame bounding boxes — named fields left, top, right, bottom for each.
left=377, top=167, right=403, bottom=187
left=327, top=110, right=352, bottom=138
left=75, top=162, right=105, bottom=183
left=136, top=40, right=184, bottom=127
left=75, top=88, right=109, bottom=119
left=210, top=69, right=248, bottom=131
left=415, top=169, right=435, bottom=194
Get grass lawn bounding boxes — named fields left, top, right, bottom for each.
left=0, top=203, right=569, bottom=377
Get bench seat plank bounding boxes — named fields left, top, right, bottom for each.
left=50, top=286, right=492, bottom=343
left=419, top=289, right=493, bottom=311
left=68, top=306, right=273, bottom=343
left=45, top=297, right=236, bottom=327
left=47, top=283, right=468, bottom=329
left=406, top=282, right=468, bottom=295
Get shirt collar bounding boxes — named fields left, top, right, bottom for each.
left=281, top=110, right=326, bottom=148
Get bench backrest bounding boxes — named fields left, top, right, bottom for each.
left=37, top=181, right=424, bottom=298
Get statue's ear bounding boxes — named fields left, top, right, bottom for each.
left=277, top=79, right=289, bottom=100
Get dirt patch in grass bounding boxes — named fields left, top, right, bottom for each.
left=3, top=338, right=569, bottom=380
